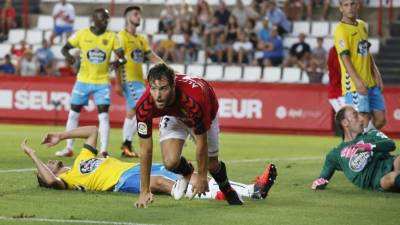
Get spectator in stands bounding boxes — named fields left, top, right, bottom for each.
left=179, top=2, right=194, bottom=23
left=305, top=0, right=330, bottom=21
left=157, top=29, right=177, bottom=62
left=265, top=0, right=290, bottom=36
left=206, top=33, right=229, bottom=63
left=214, top=0, right=231, bottom=27
left=159, top=1, right=179, bottom=33
left=189, top=16, right=203, bottom=48
left=203, top=15, right=224, bottom=46
left=258, top=17, right=270, bottom=44
left=0, top=0, right=16, bottom=41
left=255, top=25, right=284, bottom=66
left=178, top=32, right=197, bottom=64
left=228, top=30, right=253, bottom=64
left=49, top=0, right=75, bottom=46
left=306, top=36, right=327, bottom=83
left=0, top=54, right=15, bottom=74
left=224, top=15, right=239, bottom=44
left=17, top=49, right=38, bottom=77
left=195, top=0, right=213, bottom=28
left=35, top=40, right=56, bottom=76
left=284, top=32, right=311, bottom=71
left=245, top=19, right=258, bottom=50
left=284, top=0, right=305, bottom=21
left=231, top=0, right=259, bottom=28
left=10, top=40, right=28, bottom=60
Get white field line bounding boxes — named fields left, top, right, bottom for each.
left=0, top=156, right=323, bottom=174
left=0, top=216, right=160, bottom=225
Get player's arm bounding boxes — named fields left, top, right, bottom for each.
left=20, top=139, right=66, bottom=189
left=146, top=50, right=164, bottom=65
left=41, top=126, right=98, bottom=150
left=135, top=136, right=154, bottom=208
left=354, top=131, right=396, bottom=153
left=339, top=54, right=367, bottom=95
left=312, top=152, right=337, bottom=190
left=191, top=132, right=209, bottom=196
left=61, top=42, right=76, bottom=65
left=370, top=54, right=384, bottom=91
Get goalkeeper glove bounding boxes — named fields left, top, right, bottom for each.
left=311, top=178, right=329, bottom=190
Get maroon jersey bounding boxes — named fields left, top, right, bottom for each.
left=327, top=47, right=342, bottom=99
left=135, top=74, right=219, bottom=138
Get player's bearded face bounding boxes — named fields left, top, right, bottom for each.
left=150, top=78, right=174, bottom=109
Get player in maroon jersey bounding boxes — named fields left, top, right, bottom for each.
left=327, top=46, right=345, bottom=113
left=133, top=63, right=277, bottom=208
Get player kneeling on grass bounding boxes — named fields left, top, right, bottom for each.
left=21, top=126, right=277, bottom=201
left=312, top=106, right=400, bottom=192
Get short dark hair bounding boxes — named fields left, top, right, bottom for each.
left=147, top=63, right=175, bottom=86
left=335, top=106, right=350, bottom=139
left=93, top=8, right=109, bottom=17
left=124, top=6, right=141, bottom=16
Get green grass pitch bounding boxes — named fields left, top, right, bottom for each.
left=0, top=124, right=399, bottom=225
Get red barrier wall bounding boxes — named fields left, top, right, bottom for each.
left=0, top=76, right=399, bottom=136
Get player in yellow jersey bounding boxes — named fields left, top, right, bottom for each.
left=57, top=8, right=126, bottom=158
left=20, top=126, right=276, bottom=201
left=115, top=6, right=164, bottom=158
left=334, top=0, right=386, bottom=131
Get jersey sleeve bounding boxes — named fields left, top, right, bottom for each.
left=67, top=30, right=81, bottom=48
left=143, top=35, right=151, bottom=54
left=334, top=25, right=350, bottom=56
left=112, top=33, right=122, bottom=51
left=318, top=150, right=339, bottom=180
left=135, top=91, right=154, bottom=139
left=365, top=130, right=396, bottom=153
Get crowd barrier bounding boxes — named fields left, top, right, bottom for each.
left=1, top=76, right=399, bottom=137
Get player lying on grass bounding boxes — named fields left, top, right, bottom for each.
left=312, top=105, right=400, bottom=192
left=21, top=126, right=277, bottom=201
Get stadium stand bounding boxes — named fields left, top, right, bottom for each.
left=1, top=0, right=399, bottom=84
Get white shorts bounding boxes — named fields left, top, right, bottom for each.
left=159, top=116, right=220, bottom=157
left=328, top=96, right=346, bottom=112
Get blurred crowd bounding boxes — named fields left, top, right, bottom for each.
left=0, top=0, right=333, bottom=83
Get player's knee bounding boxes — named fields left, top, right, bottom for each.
left=373, top=116, right=386, bottom=130
left=70, top=104, right=82, bottom=113
left=163, top=158, right=180, bottom=171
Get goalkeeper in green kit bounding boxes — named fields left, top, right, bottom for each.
left=312, top=105, right=400, bottom=192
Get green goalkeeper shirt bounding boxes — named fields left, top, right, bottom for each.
left=319, top=130, right=396, bottom=190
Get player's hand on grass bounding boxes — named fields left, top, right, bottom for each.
left=190, top=175, right=209, bottom=200
left=311, top=178, right=329, bottom=190
left=135, top=192, right=154, bottom=208
left=21, top=138, right=35, bottom=156
left=41, top=133, right=62, bottom=148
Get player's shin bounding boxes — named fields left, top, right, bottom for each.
left=65, top=110, right=80, bottom=149
left=171, top=156, right=194, bottom=178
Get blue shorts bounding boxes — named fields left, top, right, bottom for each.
left=123, top=81, right=145, bottom=109
left=114, top=164, right=181, bottom=193
left=70, top=81, right=111, bottom=106
left=54, top=25, right=73, bottom=36
left=345, top=86, right=385, bottom=113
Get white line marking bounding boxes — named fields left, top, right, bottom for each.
left=0, top=156, right=324, bottom=174
left=0, top=168, right=36, bottom=173
left=0, top=216, right=160, bottom=225
left=226, top=156, right=324, bottom=163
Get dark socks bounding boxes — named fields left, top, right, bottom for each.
left=171, top=156, right=194, bottom=177
left=209, top=161, right=231, bottom=192
left=122, top=140, right=132, bottom=148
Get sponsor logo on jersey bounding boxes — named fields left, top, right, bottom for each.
left=131, top=48, right=144, bottom=63
left=87, top=48, right=106, bottom=64
left=138, top=122, right=148, bottom=135
left=348, top=151, right=371, bottom=172
left=357, top=39, right=370, bottom=56
left=79, top=158, right=104, bottom=174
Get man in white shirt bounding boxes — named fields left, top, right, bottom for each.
left=49, top=0, right=75, bottom=45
